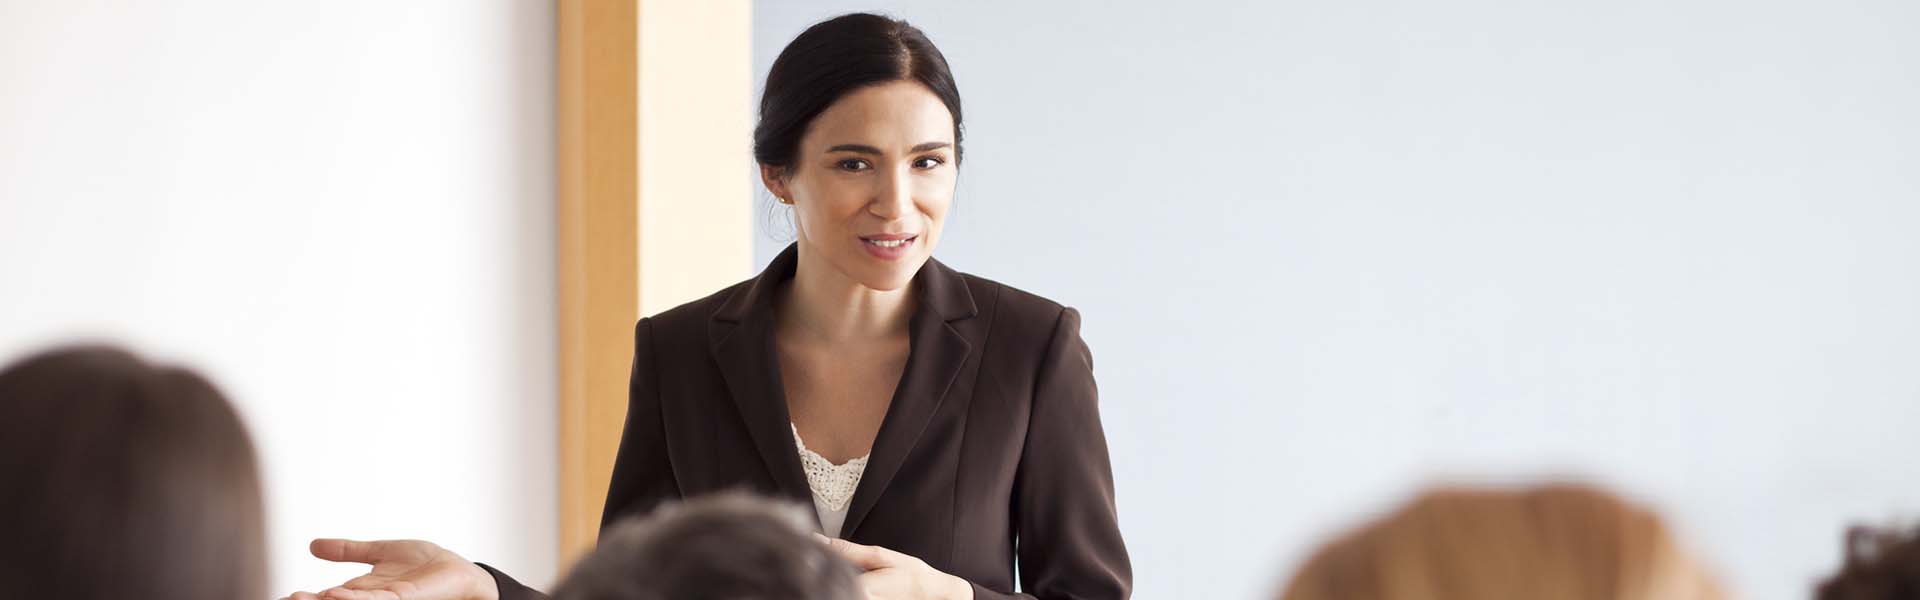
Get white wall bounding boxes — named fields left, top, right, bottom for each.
left=0, top=0, right=557, bottom=594
left=756, top=2, right=1920, bottom=599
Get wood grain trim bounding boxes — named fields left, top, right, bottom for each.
left=556, top=0, right=750, bottom=570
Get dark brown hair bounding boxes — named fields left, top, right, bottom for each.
left=0, top=345, right=266, bottom=600
left=754, top=12, right=964, bottom=176
left=553, top=491, right=860, bottom=600
left=1817, top=525, right=1920, bottom=600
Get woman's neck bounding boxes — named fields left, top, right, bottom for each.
left=777, top=246, right=916, bottom=344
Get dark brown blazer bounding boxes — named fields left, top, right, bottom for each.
left=485, top=243, right=1130, bottom=599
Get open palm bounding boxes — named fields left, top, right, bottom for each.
left=281, top=538, right=497, bottom=600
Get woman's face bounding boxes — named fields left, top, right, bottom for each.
left=763, top=80, right=958, bottom=292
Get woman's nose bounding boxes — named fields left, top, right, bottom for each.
left=868, top=168, right=913, bottom=218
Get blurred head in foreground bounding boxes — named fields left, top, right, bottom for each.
left=1279, top=482, right=1726, bottom=600
left=1817, top=524, right=1920, bottom=600
left=0, top=344, right=266, bottom=600
left=554, top=491, right=860, bottom=600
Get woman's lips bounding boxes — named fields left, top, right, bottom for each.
left=859, top=234, right=918, bottom=259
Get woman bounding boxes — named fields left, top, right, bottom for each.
left=0, top=345, right=267, bottom=600
left=283, top=13, right=1130, bottom=600
left=1278, top=483, right=1726, bottom=600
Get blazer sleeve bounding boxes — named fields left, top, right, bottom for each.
left=974, top=307, right=1133, bottom=600
left=597, top=317, right=682, bottom=527
left=480, top=317, right=681, bottom=600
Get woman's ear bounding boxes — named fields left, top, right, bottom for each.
left=759, top=164, right=792, bottom=204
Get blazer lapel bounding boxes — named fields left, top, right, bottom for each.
left=840, top=256, right=977, bottom=538
left=709, top=246, right=814, bottom=510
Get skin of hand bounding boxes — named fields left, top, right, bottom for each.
left=821, top=534, right=973, bottom=600
left=279, top=538, right=499, bottom=600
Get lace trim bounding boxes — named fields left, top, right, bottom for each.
left=791, top=423, right=869, bottom=512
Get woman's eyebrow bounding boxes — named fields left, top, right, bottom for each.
left=825, top=141, right=953, bottom=154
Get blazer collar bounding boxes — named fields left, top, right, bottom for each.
left=708, top=243, right=977, bottom=537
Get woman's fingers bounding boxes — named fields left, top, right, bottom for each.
left=319, top=586, right=400, bottom=600
left=340, top=573, right=403, bottom=591
left=826, top=537, right=898, bottom=571
left=310, top=538, right=391, bottom=565
left=290, top=538, right=451, bottom=600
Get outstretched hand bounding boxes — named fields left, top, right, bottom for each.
left=280, top=538, right=499, bottom=600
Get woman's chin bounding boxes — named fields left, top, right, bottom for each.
left=849, top=258, right=925, bottom=292
left=855, top=272, right=917, bottom=293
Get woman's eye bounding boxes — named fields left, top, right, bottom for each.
left=913, top=156, right=945, bottom=169
left=837, top=159, right=871, bottom=172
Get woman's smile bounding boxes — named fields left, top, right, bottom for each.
left=859, top=233, right=919, bottom=260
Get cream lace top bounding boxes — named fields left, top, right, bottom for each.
left=791, top=423, right=869, bottom=538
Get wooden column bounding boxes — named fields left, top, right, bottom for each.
left=555, top=0, right=751, bottom=569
